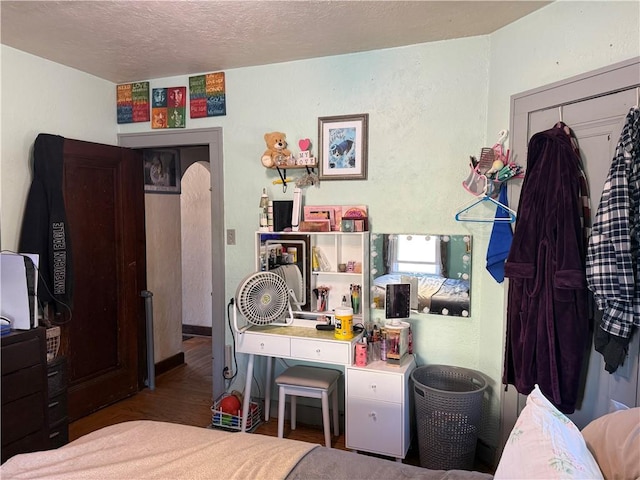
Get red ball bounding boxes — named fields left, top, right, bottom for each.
left=219, top=395, right=242, bottom=414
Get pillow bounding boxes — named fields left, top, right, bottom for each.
left=607, top=399, right=629, bottom=413
left=495, top=385, right=603, bottom=479
left=581, top=407, right=640, bottom=480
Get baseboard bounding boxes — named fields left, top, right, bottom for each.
left=155, top=352, right=185, bottom=376
left=182, top=324, right=212, bottom=337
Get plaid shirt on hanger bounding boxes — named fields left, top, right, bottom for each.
left=586, top=107, right=640, bottom=338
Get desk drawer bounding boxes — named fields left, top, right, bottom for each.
left=291, top=338, right=351, bottom=364
left=237, top=333, right=290, bottom=357
left=347, top=369, right=402, bottom=403
left=346, top=396, right=403, bottom=457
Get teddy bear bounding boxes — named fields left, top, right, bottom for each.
left=261, top=132, right=292, bottom=168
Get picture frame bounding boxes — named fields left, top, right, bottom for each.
left=318, top=113, right=369, bottom=180
left=143, top=149, right=181, bottom=194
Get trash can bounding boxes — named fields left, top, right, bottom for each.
left=410, top=364, right=488, bottom=471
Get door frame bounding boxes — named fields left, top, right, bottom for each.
left=500, top=57, right=640, bottom=458
left=118, top=128, right=225, bottom=400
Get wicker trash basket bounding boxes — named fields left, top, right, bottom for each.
left=410, top=365, right=488, bottom=471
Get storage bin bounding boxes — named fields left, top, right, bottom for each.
left=210, top=393, right=261, bottom=432
left=411, top=365, right=487, bottom=470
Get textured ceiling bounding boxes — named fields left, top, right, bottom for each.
left=0, top=1, right=550, bottom=84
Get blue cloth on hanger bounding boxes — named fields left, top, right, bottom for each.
left=486, top=185, right=513, bottom=283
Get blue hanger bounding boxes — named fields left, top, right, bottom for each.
left=454, top=194, right=516, bottom=223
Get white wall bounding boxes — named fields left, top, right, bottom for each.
left=145, top=193, right=183, bottom=362
left=181, top=162, right=212, bottom=328
left=1, top=0, right=638, bottom=453
left=0, top=46, right=117, bottom=250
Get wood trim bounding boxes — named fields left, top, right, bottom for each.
left=182, top=325, right=212, bottom=337
left=154, top=352, right=185, bottom=376
left=118, top=128, right=226, bottom=400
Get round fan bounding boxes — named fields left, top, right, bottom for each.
left=235, top=271, right=290, bottom=326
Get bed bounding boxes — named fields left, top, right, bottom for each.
left=1, top=387, right=638, bottom=480
left=0, top=420, right=489, bottom=480
left=373, top=273, right=470, bottom=316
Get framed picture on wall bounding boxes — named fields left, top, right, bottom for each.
left=318, top=113, right=369, bottom=180
left=143, top=149, right=181, bottom=194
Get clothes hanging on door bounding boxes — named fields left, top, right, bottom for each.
left=19, top=133, right=74, bottom=314
left=586, top=107, right=640, bottom=373
left=503, top=122, right=590, bottom=414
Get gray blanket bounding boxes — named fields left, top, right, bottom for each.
left=288, top=446, right=493, bottom=480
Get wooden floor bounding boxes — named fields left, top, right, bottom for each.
left=70, top=336, right=491, bottom=472
left=70, top=336, right=353, bottom=451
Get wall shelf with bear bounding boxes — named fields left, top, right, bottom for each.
left=261, top=132, right=318, bottom=191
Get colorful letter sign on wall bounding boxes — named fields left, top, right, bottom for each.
left=189, top=72, right=226, bottom=118
left=151, top=86, right=186, bottom=129
left=117, top=82, right=150, bottom=124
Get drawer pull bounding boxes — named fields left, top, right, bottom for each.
left=316, top=349, right=321, bottom=354
left=49, top=431, right=60, bottom=439
left=369, top=412, right=377, bottom=421
left=370, top=384, right=377, bottom=390
left=47, top=371, right=59, bottom=378
left=260, top=343, right=265, bottom=349
left=48, top=401, right=60, bottom=408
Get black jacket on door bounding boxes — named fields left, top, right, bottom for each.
left=19, top=133, right=74, bottom=313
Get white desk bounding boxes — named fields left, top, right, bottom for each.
left=236, top=324, right=360, bottom=431
left=236, top=324, right=416, bottom=460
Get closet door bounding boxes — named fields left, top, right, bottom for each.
left=548, top=92, right=637, bottom=429
left=500, top=58, right=640, bottom=453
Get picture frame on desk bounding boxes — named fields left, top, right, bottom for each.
left=303, top=205, right=342, bottom=231
left=299, top=220, right=331, bottom=232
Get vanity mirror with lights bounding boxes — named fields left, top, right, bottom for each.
left=370, top=233, right=472, bottom=317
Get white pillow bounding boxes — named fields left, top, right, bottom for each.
left=495, top=385, right=603, bottom=479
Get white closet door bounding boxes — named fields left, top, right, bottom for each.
left=500, top=58, right=640, bottom=456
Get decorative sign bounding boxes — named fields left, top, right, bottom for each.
left=116, top=82, right=150, bottom=124
left=189, top=72, right=226, bottom=118
left=151, top=87, right=186, bottom=129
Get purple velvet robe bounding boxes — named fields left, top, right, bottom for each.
left=503, top=125, right=589, bottom=414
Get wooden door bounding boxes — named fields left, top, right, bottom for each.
left=60, top=138, right=146, bottom=421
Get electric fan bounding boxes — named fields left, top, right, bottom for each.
left=233, top=271, right=295, bottom=333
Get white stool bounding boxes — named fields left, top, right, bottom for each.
left=275, top=365, right=341, bottom=448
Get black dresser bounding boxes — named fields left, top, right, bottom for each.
left=1, top=328, right=49, bottom=463
left=46, top=355, right=69, bottom=448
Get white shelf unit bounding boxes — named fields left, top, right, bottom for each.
left=256, top=231, right=369, bottom=323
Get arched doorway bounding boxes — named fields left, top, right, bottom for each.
left=181, top=161, right=212, bottom=335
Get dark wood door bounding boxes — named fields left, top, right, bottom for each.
left=60, top=138, right=146, bottom=421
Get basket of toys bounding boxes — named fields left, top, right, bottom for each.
left=211, top=391, right=262, bottom=432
